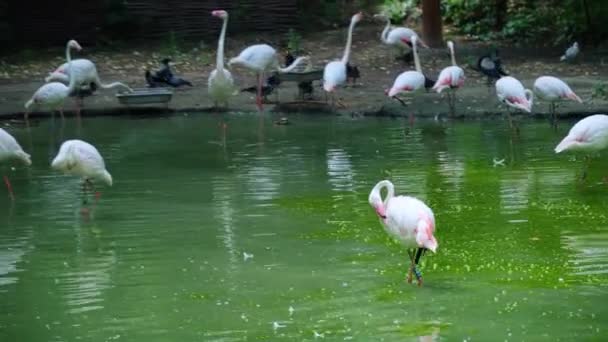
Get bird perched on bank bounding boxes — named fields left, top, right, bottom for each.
left=145, top=58, right=193, bottom=88
left=477, top=50, right=508, bottom=86
left=560, top=42, right=579, bottom=62
left=346, top=63, right=360, bottom=86
left=368, top=180, right=438, bottom=286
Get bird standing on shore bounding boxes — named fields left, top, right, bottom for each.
left=208, top=10, right=235, bottom=108
left=560, top=42, right=579, bottom=62
left=533, top=76, right=582, bottom=123
left=374, top=14, right=428, bottom=63
left=477, top=50, right=508, bottom=87
left=433, top=40, right=465, bottom=116
left=495, top=76, right=533, bottom=128
left=369, top=180, right=438, bottom=286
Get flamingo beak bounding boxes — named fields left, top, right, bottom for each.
left=375, top=207, right=387, bottom=219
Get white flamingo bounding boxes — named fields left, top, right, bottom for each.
left=533, top=76, right=582, bottom=122
left=45, top=40, right=132, bottom=114
left=369, top=180, right=438, bottom=286
left=323, top=12, right=363, bottom=105
left=51, top=139, right=113, bottom=190
left=208, top=10, right=235, bottom=108
left=495, top=76, right=534, bottom=128
left=374, top=14, right=428, bottom=60
left=432, top=40, right=465, bottom=116
left=0, top=128, right=31, bottom=200
left=229, top=44, right=309, bottom=111
left=24, top=42, right=80, bottom=120
left=555, top=114, right=608, bottom=179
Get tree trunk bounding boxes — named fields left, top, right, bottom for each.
left=494, top=0, right=508, bottom=31
left=422, top=0, right=443, bottom=47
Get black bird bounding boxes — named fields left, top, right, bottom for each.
left=424, top=75, right=436, bottom=91
left=241, top=74, right=281, bottom=101
left=346, top=63, right=360, bottom=85
left=69, top=82, right=97, bottom=98
left=285, top=50, right=316, bottom=100
left=146, top=58, right=193, bottom=88
left=477, top=50, right=508, bottom=86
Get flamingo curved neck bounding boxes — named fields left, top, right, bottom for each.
left=65, top=43, right=76, bottom=94
left=448, top=42, right=457, bottom=66
left=412, top=39, right=421, bottom=73
left=380, top=17, right=391, bottom=43
left=341, top=18, right=358, bottom=64
left=277, top=56, right=307, bottom=73
left=374, top=180, right=395, bottom=206
left=216, top=16, right=228, bottom=71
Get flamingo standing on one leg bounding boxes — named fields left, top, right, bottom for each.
left=45, top=40, right=132, bottom=115
left=533, top=76, right=582, bottom=124
left=208, top=10, right=235, bottom=109
left=555, top=114, right=608, bottom=180
left=387, top=36, right=425, bottom=123
left=432, top=40, right=465, bottom=117
left=373, top=14, right=428, bottom=62
left=495, top=76, right=534, bottom=129
left=323, top=12, right=363, bottom=107
left=51, top=139, right=112, bottom=201
left=368, top=180, right=438, bottom=286
left=25, top=41, right=81, bottom=121
left=229, top=45, right=308, bottom=111
left=0, top=128, right=32, bottom=200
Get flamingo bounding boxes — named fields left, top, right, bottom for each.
left=560, top=42, right=579, bottom=62
left=495, top=76, right=534, bottom=128
left=51, top=140, right=112, bottom=197
left=432, top=40, right=465, bottom=116
left=533, top=76, right=582, bottom=123
left=24, top=42, right=80, bottom=120
left=208, top=9, right=235, bottom=108
left=368, top=180, right=438, bottom=286
left=228, top=45, right=308, bottom=111
left=374, top=14, right=428, bottom=62
left=45, top=40, right=132, bottom=114
left=323, top=12, right=363, bottom=106
left=0, top=128, right=31, bottom=200
left=386, top=36, right=425, bottom=122
left=555, top=114, right=608, bottom=180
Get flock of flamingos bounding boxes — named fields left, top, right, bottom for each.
left=2, top=10, right=608, bottom=286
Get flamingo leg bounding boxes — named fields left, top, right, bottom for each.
left=406, top=249, right=415, bottom=284
left=256, top=73, right=264, bottom=112
left=4, top=175, right=14, bottom=201
left=413, top=248, right=425, bottom=287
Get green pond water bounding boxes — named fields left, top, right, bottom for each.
left=1, top=114, right=607, bottom=341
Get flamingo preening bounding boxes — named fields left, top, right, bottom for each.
left=533, top=76, right=582, bottom=123
left=24, top=41, right=81, bottom=120
left=51, top=139, right=112, bottom=197
left=45, top=40, right=132, bottom=114
left=368, top=180, right=438, bottom=286
left=208, top=10, right=235, bottom=108
left=374, top=14, right=428, bottom=62
left=323, top=12, right=363, bottom=106
left=555, top=114, right=608, bottom=180
left=432, top=41, right=465, bottom=116
left=0, top=128, right=31, bottom=200
left=495, top=76, right=534, bottom=128
left=229, top=45, right=308, bottom=111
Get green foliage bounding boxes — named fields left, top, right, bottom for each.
left=379, top=0, right=419, bottom=23
left=286, top=29, right=302, bottom=54
left=160, top=31, right=183, bottom=58
left=592, top=83, right=608, bottom=101
left=443, top=0, right=608, bottom=44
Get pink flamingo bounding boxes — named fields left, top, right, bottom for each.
left=229, top=45, right=308, bottom=111
left=386, top=36, right=425, bottom=122
left=533, top=76, right=582, bottom=123
left=368, top=180, right=438, bottom=286
left=433, top=40, right=465, bottom=116
left=0, top=128, right=31, bottom=200
left=495, top=76, right=534, bottom=128
left=323, top=12, right=363, bottom=106
left=555, top=114, right=608, bottom=180
left=374, top=14, right=428, bottom=61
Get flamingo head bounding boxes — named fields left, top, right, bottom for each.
left=212, top=10, right=228, bottom=19
left=416, top=220, right=438, bottom=253
left=352, top=12, right=363, bottom=24
left=368, top=192, right=386, bottom=219
left=68, top=40, right=82, bottom=51
left=387, top=86, right=402, bottom=97
left=323, top=82, right=336, bottom=92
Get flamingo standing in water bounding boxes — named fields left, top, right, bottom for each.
left=51, top=139, right=112, bottom=196
left=432, top=40, right=465, bottom=116
left=369, top=180, right=438, bottom=286
left=495, top=76, right=533, bottom=128
left=555, top=114, right=608, bottom=180
left=323, top=12, right=363, bottom=106
left=0, top=128, right=31, bottom=200
left=25, top=41, right=81, bottom=120
left=386, top=36, right=425, bottom=122
left=229, top=45, right=308, bottom=111
left=374, top=14, right=428, bottom=62
left=45, top=40, right=132, bottom=114
left=533, top=76, right=582, bottom=123
left=208, top=10, right=235, bottom=108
